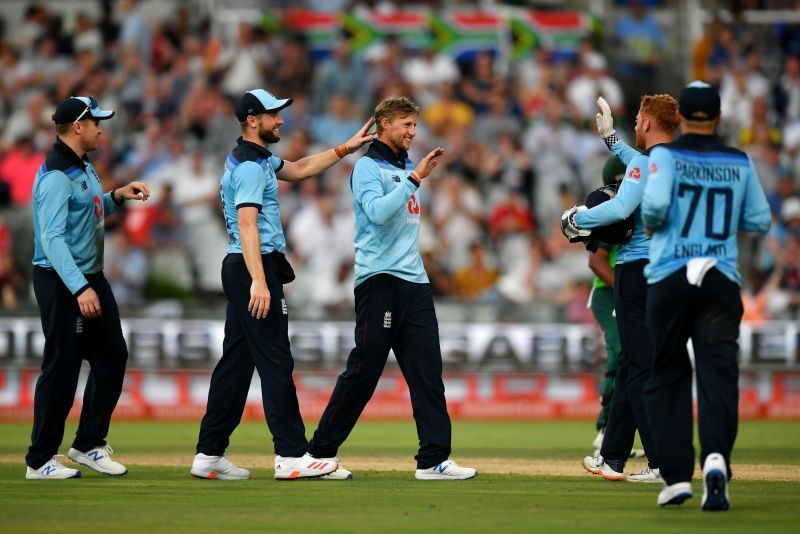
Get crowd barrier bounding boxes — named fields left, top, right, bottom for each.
left=1, top=317, right=798, bottom=421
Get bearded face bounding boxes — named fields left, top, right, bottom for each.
left=256, top=112, right=282, bottom=144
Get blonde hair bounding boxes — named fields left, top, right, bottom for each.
left=639, top=94, right=680, bottom=134
left=374, top=96, right=419, bottom=134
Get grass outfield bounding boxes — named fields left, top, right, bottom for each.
left=1, top=420, right=798, bottom=533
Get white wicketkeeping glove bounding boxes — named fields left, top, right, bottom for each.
left=560, top=205, right=591, bottom=242
left=595, top=97, right=618, bottom=146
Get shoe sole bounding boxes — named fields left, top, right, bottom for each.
left=26, top=471, right=81, bottom=480
left=190, top=470, right=250, bottom=480
left=275, top=472, right=334, bottom=481
left=274, top=466, right=337, bottom=481
left=69, top=457, right=127, bottom=476
left=659, top=492, right=693, bottom=507
left=702, top=470, right=729, bottom=511
left=415, top=472, right=478, bottom=480
left=627, top=477, right=663, bottom=483
left=582, top=462, right=602, bottom=475
left=601, top=472, right=626, bottom=481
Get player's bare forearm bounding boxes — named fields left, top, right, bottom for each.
left=278, top=117, right=375, bottom=182
left=238, top=214, right=271, bottom=319
left=238, top=212, right=266, bottom=284
left=239, top=221, right=266, bottom=280
left=278, top=150, right=340, bottom=182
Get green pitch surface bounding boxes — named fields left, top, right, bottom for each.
left=1, top=420, right=798, bottom=533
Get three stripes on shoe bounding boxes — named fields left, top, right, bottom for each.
left=286, top=461, right=334, bottom=479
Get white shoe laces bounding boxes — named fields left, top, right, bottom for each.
left=217, top=456, right=235, bottom=469
left=47, top=455, right=67, bottom=468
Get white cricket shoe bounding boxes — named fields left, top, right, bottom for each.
left=583, top=454, right=604, bottom=474
left=582, top=455, right=625, bottom=480
left=600, top=462, right=625, bottom=481
left=626, top=466, right=662, bottom=483
left=658, top=482, right=693, bottom=507
left=68, top=445, right=127, bottom=476
left=415, top=459, right=477, bottom=480
left=702, top=453, right=730, bottom=511
left=320, top=459, right=353, bottom=480
left=274, top=453, right=337, bottom=480
left=26, top=456, right=81, bottom=480
left=191, top=453, right=251, bottom=480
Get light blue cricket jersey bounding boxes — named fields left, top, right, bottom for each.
left=641, top=134, right=771, bottom=285
left=350, top=140, right=428, bottom=287
left=32, top=138, right=120, bottom=295
left=220, top=138, right=286, bottom=254
left=574, top=141, right=652, bottom=264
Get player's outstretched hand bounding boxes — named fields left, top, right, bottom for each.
left=77, top=287, right=102, bottom=318
left=414, top=147, right=445, bottom=180
left=595, top=97, right=616, bottom=140
left=343, top=117, right=377, bottom=154
left=560, top=205, right=592, bottom=242
left=117, top=181, right=151, bottom=202
left=248, top=279, right=271, bottom=319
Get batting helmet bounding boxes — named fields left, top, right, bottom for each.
left=584, top=156, right=634, bottom=245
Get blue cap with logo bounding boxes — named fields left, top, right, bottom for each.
left=52, top=96, right=115, bottom=124
left=235, top=89, right=292, bottom=122
left=678, top=81, right=720, bottom=121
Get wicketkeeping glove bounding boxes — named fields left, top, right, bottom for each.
left=560, top=205, right=591, bottom=242
left=595, top=97, right=619, bottom=149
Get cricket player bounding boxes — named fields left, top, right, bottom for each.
left=587, top=156, right=626, bottom=454
left=306, top=96, right=476, bottom=480
left=26, top=96, right=150, bottom=479
left=191, top=89, right=374, bottom=480
left=640, top=81, right=771, bottom=510
left=563, top=94, right=680, bottom=483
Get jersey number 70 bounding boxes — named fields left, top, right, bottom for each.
left=677, top=184, right=733, bottom=240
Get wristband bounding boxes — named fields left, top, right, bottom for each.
left=409, top=171, right=421, bottom=184
left=334, top=144, right=349, bottom=159
left=603, top=133, right=620, bottom=150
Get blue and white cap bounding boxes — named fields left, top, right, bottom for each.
left=52, top=96, right=115, bottom=124
left=234, top=89, right=292, bottom=122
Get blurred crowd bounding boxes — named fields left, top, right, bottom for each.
left=0, top=1, right=800, bottom=322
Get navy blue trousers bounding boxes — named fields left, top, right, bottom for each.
left=600, top=260, right=659, bottom=470
left=644, top=267, right=741, bottom=485
left=196, top=253, right=307, bottom=458
left=27, top=269, right=128, bottom=469
left=308, top=274, right=452, bottom=469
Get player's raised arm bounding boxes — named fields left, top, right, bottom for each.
left=277, top=117, right=376, bottom=182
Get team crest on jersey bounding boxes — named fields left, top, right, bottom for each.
left=93, top=196, right=103, bottom=218
left=628, top=167, right=641, bottom=180
left=407, top=194, right=420, bottom=215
